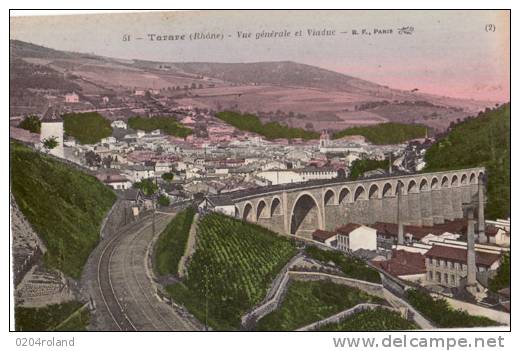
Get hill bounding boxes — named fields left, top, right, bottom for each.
left=10, top=141, right=116, bottom=278
left=424, top=103, right=510, bottom=219
left=332, top=122, right=427, bottom=144
left=166, top=213, right=297, bottom=330
left=9, top=40, right=495, bottom=131
left=215, top=111, right=319, bottom=140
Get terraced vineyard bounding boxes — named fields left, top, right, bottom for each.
left=255, top=280, right=385, bottom=331
left=166, top=213, right=297, bottom=330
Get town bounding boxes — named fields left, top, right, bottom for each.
left=9, top=22, right=510, bottom=333
left=10, top=85, right=510, bottom=331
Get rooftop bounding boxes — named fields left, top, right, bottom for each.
left=425, top=244, right=501, bottom=267
left=312, top=229, right=337, bottom=241
left=372, top=250, right=426, bottom=277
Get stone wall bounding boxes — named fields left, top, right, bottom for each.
left=178, top=213, right=200, bottom=278
left=296, top=303, right=397, bottom=331
left=288, top=271, right=386, bottom=298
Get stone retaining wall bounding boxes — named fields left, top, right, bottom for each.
left=296, top=303, right=395, bottom=331
left=178, top=213, right=199, bottom=278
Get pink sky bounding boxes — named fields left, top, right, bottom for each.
left=10, top=10, right=510, bottom=102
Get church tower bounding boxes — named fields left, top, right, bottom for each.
left=320, top=130, right=330, bottom=148
left=40, top=106, right=64, bottom=158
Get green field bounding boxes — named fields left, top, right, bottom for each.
left=63, top=112, right=112, bottom=144
left=424, top=103, right=510, bottom=220
left=332, top=122, right=427, bottom=144
left=154, top=207, right=196, bottom=276
left=348, top=158, right=388, bottom=180
left=255, top=280, right=385, bottom=331
left=166, top=213, right=297, bottom=330
left=305, top=246, right=381, bottom=283
left=318, top=307, right=417, bottom=331
left=406, top=289, right=500, bottom=328
left=10, top=141, right=116, bottom=278
left=215, top=111, right=319, bottom=140
left=15, top=301, right=89, bottom=331
left=127, top=116, right=192, bottom=137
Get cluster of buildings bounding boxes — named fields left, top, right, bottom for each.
left=13, top=103, right=421, bottom=209
left=311, top=213, right=509, bottom=304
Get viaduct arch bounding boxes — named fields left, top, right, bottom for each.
left=230, top=167, right=485, bottom=239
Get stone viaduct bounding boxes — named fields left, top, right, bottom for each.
left=222, top=167, right=485, bottom=239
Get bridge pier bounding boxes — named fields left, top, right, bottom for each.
left=323, top=204, right=342, bottom=230
left=451, top=187, right=463, bottom=219
left=368, top=198, right=383, bottom=224
left=346, top=200, right=370, bottom=224
left=461, top=184, right=472, bottom=205
left=407, top=192, right=422, bottom=226
left=420, top=191, right=433, bottom=226
left=431, top=189, right=444, bottom=224
left=442, top=187, right=454, bottom=221
left=399, top=194, right=410, bottom=225
left=381, top=196, right=397, bottom=223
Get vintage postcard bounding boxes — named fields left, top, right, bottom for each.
left=9, top=10, right=510, bottom=335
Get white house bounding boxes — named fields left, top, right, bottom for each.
left=298, top=166, right=338, bottom=181
left=40, top=107, right=64, bottom=158
left=336, top=223, right=377, bottom=252
left=65, top=92, right=79, bottom=103
left=101, top=136, right=117, bottom=144
left=111, top=120, right=127, bottom=129
left=312, top=230, right=337, bottom=247
left=155, top=161, right=172, bottom=175
left=200, top=196, right=236, bottom=217
left=99, top=174, right=132, bottom=190
left=257, top=170, right=302, bottom=185
left=124, top=165, right=155, bottom=183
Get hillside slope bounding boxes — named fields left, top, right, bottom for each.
left=424, top=103, right=510, bottom=219
left=167, top=213, right=297, bottom=330
left=10, top=141, right=116, bottom=278
left=9, top=39, right=494, bottom=130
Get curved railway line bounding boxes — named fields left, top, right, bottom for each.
left=94, top=213, right=198, bottom=331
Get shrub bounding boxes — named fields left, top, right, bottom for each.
left=154, top=207, right=195, bottom=276
left=405, top=289, right=499, bottom=328
left=305, top=246, right=381, bottom=283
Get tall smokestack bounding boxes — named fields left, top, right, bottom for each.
left=397, top=182, right=404, bottom=245
left=388, top=153, right=393, bottom=175
left=477, top=174, right=486, bottom=243
left=466, top=208, right=477, bottom=286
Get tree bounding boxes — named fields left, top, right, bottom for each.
left=133, top=178, right=158, bottom=196
left=488, top=253, right=510, bottom=292
left=157, top=194, right=170, bottom=207
left=42, top=137, right=58, bottom=151
left=84, top=151, right=101, bottom=167
left=19, top=115, right=41, bottom=133
left=102, top=155, right=113, bottom=168
left=161, top=172, right=174, bottom=182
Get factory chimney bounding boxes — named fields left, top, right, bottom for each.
left=397, top=182, right=404, bottom=245
left=466, top=207, right=477, bottom=286
left=477, top=174, right=486, bottom=243
left=388, top=153, right=393, bottom=175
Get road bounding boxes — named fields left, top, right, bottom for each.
left=85, top=212, right=199, bottom=331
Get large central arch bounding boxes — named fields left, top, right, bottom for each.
left=289, top=192, right=323, bottom=237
